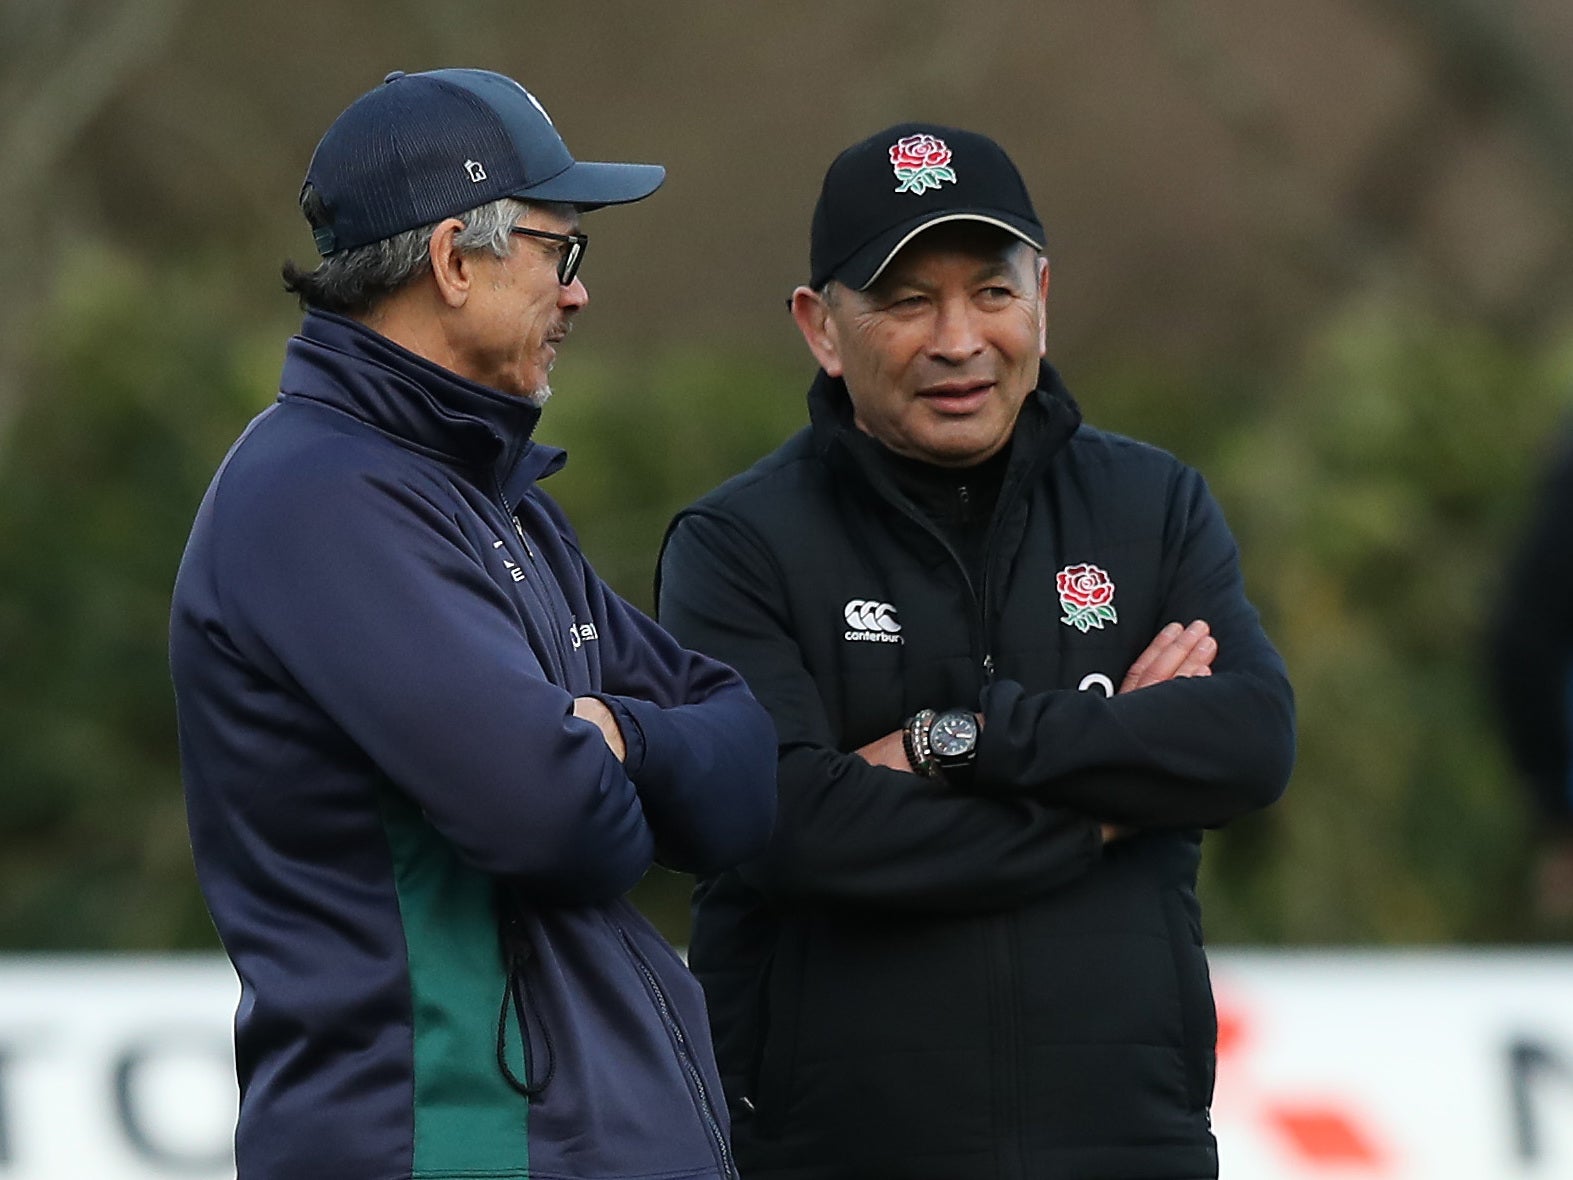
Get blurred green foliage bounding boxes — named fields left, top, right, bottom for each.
left=0, top=247, right=1568, bottom=949
left=0, top=248, right=288, bottom=948
left=1190, top=294, right=1571, bottom=942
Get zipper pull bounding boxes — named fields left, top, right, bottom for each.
left=512, top=514, right=534, bottom=559
left=983, top=652, right=996, bottom=682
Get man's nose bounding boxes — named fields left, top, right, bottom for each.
left=560, top=276, right=589, bottom=312
left=929, top=300, right=984, bottom=362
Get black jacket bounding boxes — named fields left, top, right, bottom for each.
left=656, top=364, right=1295, bottom=1180
left=1488, top=424, right=1573, bottom=827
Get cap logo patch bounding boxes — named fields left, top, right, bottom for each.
left=514, top=83, right=555, bottom=126
left=464, top=160, right=488, bottom=183
left=1056, top=563, right=1119, bottom=632
left=889, top=134, right=957, bottom=195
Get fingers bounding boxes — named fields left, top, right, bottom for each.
left=1172, top=629, right=1216, bottom=679
left=1119, top=620, right=1215, bottom=692
left=572, top=695, right=628, bottom=761
left=1145, top=620, right=1212, bottom=685
left=1119, top=621, right=1183, bottom=692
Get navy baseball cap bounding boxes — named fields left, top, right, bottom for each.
left=809, top=122, right=1044, bottom=290
left=301, top=69, right=666, bottom=256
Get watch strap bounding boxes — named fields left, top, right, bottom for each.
left=901, top=708, right=941, bottom=778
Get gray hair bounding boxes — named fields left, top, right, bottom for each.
left=282, top=198, right=572, bottom=316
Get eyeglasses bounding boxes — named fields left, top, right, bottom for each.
left=509, top=226, right=588, bottom=286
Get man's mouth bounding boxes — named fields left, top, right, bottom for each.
left=917, top=380, right=992, bottom=414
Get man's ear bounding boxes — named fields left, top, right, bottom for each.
left=1036, top=255, right=1050, bottom=356
left=790, top=286, right=845, bottom=378
left=427, top=219, right=476, bottom=309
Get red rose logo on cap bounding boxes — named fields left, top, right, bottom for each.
left=1056, top=563, right=1119, bottom=632
left=889, top=134, right=957, bottom=195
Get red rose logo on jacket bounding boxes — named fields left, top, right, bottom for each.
left=889, top=134, right=957, bottom=194
left=1056, top=563, right=1119, bottom=632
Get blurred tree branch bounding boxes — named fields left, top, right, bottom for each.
left=0, top=0, right=185, bottom=450
left=1147, top=0, right=1573, bottom=334
left=1366, top=0, right=1573, bottom=327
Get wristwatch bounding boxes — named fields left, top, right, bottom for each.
left=903, top=707, right=979, bottom=782
left=926, top=708, right=980, bottom=780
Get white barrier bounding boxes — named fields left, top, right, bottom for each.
left=1212, top=951, right=1573, bottom=1177
left=0, top=956, right=237, bottom=1179
left=0, top=951, right=1570, bottom=1178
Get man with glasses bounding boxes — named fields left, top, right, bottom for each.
left=171, top=69, right=775, bottom=1180
left=657, top=124, right=1295, bottom=1179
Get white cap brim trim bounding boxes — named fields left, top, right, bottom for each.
left=859, top=213, right=1045, bottom=290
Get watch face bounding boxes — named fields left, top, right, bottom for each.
left=929, top=711, right=978, bottom=758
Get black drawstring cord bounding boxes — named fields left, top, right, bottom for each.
left=495, top=903, right=556, bottom=1099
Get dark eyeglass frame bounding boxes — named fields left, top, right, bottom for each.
left=509, top=226, right=588, bottom=286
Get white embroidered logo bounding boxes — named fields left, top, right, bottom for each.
left=1078, top=672, right=1114, bottom=697
left=843, top=599, right=903, bottom=644
left=493, top=538, right=524, bottom=582
left=464, top=159, right=487, bottom=183
left=513, top=82, right=555, bottom=126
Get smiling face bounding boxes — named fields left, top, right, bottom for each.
left=454, top=205, right=588, bottom=404
left=792, top=222, right=1049, bottom=468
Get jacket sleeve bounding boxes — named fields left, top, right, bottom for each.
left=657, top=509, right=1103, bottom=914
left=215, top=455, right=655, bottom=903
left=1487, top=429, right=1573, bottom=825
left=974, top=467, right=1295, bottom=828
left=573, top=549, right=778, bottom=876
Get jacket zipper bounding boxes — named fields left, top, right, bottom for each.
left=614, top=926, right=738, bottom=1179
left=492, top=477, right=579, bottom=681
left=872, top=476, right=999, bottom=686
left=510, top=507, right=534, bottom=558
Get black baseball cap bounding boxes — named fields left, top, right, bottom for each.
left=301, top=69, right=666, bottom=257
left=809, top=122, right=1044, bottom=291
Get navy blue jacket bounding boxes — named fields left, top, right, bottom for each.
left=171, top=311, right=775, bottom=1180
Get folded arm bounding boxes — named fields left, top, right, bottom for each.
left=571, top=537, right=778, bottom=876
left=657, top=510, right=1103, bottom=913
left=972, top=471, right=1295, bottom=828
left=219, top=465, right=660, bottom=902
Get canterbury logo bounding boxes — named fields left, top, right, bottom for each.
left=843, top=599, right=903, bottom=644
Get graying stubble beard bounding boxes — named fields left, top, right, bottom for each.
left=526, top=318, right=570, bottom=408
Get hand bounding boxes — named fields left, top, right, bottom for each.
left=573, top=696, right=627, bottom=762
left=855, top=728, right=913, bottom=773
left=1120, top=620, right=1216, bottom=693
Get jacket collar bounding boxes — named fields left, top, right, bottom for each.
left=806, top=359, right=1083, bottom=490
left=278, top=310, right=566, bottom=508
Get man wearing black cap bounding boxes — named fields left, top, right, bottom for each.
left=657, top=124, right=1296, bottom=1178
left=171, top=70, right=775, bottom=1180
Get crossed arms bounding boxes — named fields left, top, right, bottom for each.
left=656, top=476, right=1294, bottom=912
left=855, top=620, right=1220, bottom=843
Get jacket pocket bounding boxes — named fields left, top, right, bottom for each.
left=612, top=921, right=737, bottom=1179
left=749, top=922, right=808, bottom=1139
left=1163, top=888, right=1217, bottom=1111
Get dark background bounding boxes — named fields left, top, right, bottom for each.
left=3, top=0, right=1572, bottom=948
